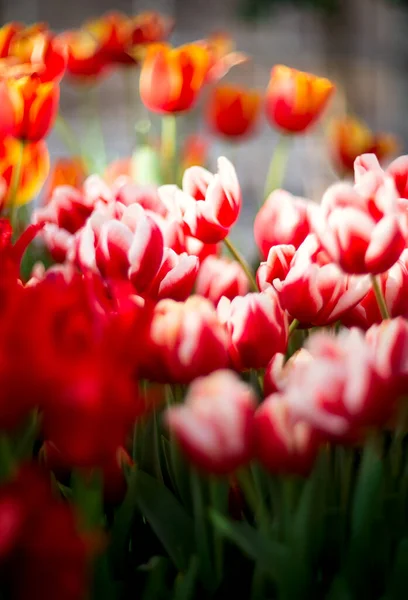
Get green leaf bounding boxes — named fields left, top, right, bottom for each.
left=91, top=553, right=122, bottom=600
left=173, top=555, right=199, bottom=600
left=140, top=556, right=171, bottom=600
left=190, top=469, right=214, bottom=590
left=71, top=469, right=104, bottom=530
left=384, top=539, right=408, bottom=599
left=134, top=469, right=195, bottom=572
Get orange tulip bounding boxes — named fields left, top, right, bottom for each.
left=265, top=65, right=335, bottom=134
left=58, top=30, right=108, bottom=80
left=0, top=22, right=22, bottom=58
left=0, top=73, right=59, bottom=141
left=129, top=12, right=174, bottom=48
left=201, top=31, right=248, bottom=82
left=10, top=27, right=68, bottom=83
left=139, top=43, right=211, bottom=113
left=329, top=116, right=399, bottom=174
left=207, top=84, right=262, bottom=138
left=44, top=157, right=87, bottom=202
left=0, top=137, right=50, bottom=206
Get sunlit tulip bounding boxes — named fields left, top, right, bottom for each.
left=166, top=369, right=256, bottom=474
left=207, top=84, right=262, bottom=139
left=265, top=65, right=334, bottom=133
left=217, top=291, right=288, bottom=370
left=196, top=255, right=249, bottom=305
left=254, top=393, right=320, bottom=475
left=139, top=43, right=211, bottom=113
left=0, top=22, right=22, bottom=58
left=35, top=185, right=94, bottom=233
left=254, top=190, right=311, bottom=259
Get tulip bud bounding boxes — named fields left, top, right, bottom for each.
left=254, top=190, right=310, bottom=259
left=166, top=369, right=256, bottom=474
left=254, top=394, right=320, bottom=475
left=256, top=244, right=295, bottom=292
left=265, top=65, right=334, bottom=134
left=147, top=248, right=199, bottom=301
left=217, top=291, right=288, bottom=370
left=196, top=255, right=249, bottom=305
left=206, top=84, right=262, bottom=139
left=142, top=296, right=229, bottom=383
left=127, top=205, right=164, bottom=292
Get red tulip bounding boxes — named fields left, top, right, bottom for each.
left=207, top=84, right=262, bottom=139
left=146, top=247, right=199, bottom=301
left=217, top=291, right=288, bottom=370
left=166, top=369, right=256, bottom=474
left=254, top=190, right=311, bottom=259
left=264, top=349, right=312, bottom=396
left=265, top=65, right=334, bottom=134
left=41, top=224, right=74, bottom=263
left=35, top=184, right=94, bottom=233
left=58, top=30, right=108, bottom=80
left=142, top=296, right=229, bottom=383
left=256, top=244, right=296, bottom=291
left=196, top=255, right=249, bottom=305
left=254, top=394, right=320, bottom=475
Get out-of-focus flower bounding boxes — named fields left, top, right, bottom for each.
left=256, top=244, right=296, bottom=291
left=329, top=116, right=399, bottom=175
left=58, top=30, right=107, bottom=80
left=342, top=249, right=408, bottom=329
left=103, top=157, right=132, bottom=186
left=272, top=235, right=370, bottom=327
left=41, top=224, right=73, bottom=263
left=0, top=73, right=59, bottom=141
left=128, top=11, right=174, bottom=50
left=141, top=296, right=229, bottom=383
left=196, top=255, right=249, bottom=305
left=254, top=190, right=311, bottom=259
left=139, top=42, right=211, bottom=113
left=355, top=153, right=408, bottom=201
left=217, top=291, right=288, bottom=370
left=263, top=348, right=313, bottom=396
left=0, top=22, right=22, bottom=58
left=180, top=134, right=209, bottom=171
left=312, top=171, right=406, bottom=275
left=286, top=329, right=392, bottom=440
left=146, top=247, right=199, bottom=301
left=200, top=31, right=248, bottom=82
left=207, top=84, right=262, bottom=139
left=181, top=156, right=242, bottom=243
left=254, top=393, right=320, bottom=475
left=35, top=185, right=93, bottom=233
left=265, top=65, right=334, bottom=134
left=43, top=157, right=87, bottom=202
left=166, top=369, right=256, bottom=474
left=0, top=463, right=89, bottom=600
left=0, top=137, right=50, bottom=206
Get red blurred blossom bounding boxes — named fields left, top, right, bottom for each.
left=181, top=134, right=209, bottom=171
left=264, top=348, right=313, bottom=397
left=272, top=235, right=370, bottom=327
left=254, top=393, right=320, bottom=475
left=207, top=84, right=262, bottom=139
left=141, top=296, right=229, bottom=384
left=43, top=158, right=87, bottom=203
left=58, top=30, right=108, bottom=80
left=286, top=329, right=393, bottom=440
left=166, top=369, right=256, bottom=474
left=0, top=22, right=22, bottom=58
left=196, top=255, right=249, bottom=305
left=35, top=185, right=94, bottom=234
left=217, top=291, right=288, bottom=371
left=256, top=244, right=296, bottom=291
left=265, top=65, right=334, bottom=134
left=312, top=171, right=406, bottom=275
left=355, top=153, right=408, bottom=204
left=200, top=31, right=248, bottom=83
left=146, top=247, right=199, bottom=301
left=254, top=190, right=311, bottom=259
left=42, top=224, right=74, bottom=263
left=181, top=156, right=242, bottom=243
left=0, top=463, right=89, bottom=600
left=9, top=27, right=68, bottom=83
left=342, top=249, right=408, bottom=329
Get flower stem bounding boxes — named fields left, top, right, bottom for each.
left=161, top=114, right=177, bottom=184
left=55, top=113, right=90, bottom=172
left=88, top=85, right=107, bottom=173
left=8, top=140, right=25, bottom=234
left=370, top=274, right=390, bottom=320
left=223, top=236, right=258, bottom=292
left=289, top=318, right=299, bottom=336
left=263, top=134, right=291, bottom=200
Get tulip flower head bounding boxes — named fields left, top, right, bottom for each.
left=207, top=84, right=262, bottom=139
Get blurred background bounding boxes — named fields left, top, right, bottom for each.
left=2, top=0, right=408, bottom=252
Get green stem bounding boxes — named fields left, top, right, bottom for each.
left=370, top=274, right=390, bottom=320
left=263, top=134, right=291, bottom=200
left=161, top=114, right=177, bottom=184
left=55, top=114, right=89, bottom=171
left=236, top=468, right=259, bottom=516
left=223, top=236, right=258, bottom=292
left=8, top=140, right=25, bottom=233
left=289, top=318, right=300, bottom=336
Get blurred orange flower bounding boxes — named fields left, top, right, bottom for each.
left=265, top=65, right=335, bottom=134
left=201, top=31, right=248, bottom=82
left=0, top=73, right=59, bottom=141
left=329, top=116, right=399, bottom=174
left=0, top=22, right=22, bottom=58
left=0, top=137, right=50, bottom=206
left=181, top=134, right=209, bottom=170
left=44, top=157, right=87, bottom=202
left=58, top=30, right=108, bottom=80
left=140, top=43, right=211, bottom=113
left=129, top=12, right=173, bottom=50
left=207, top=84, right=262, bottom=139
left=103, top=157, right=132, bottom=186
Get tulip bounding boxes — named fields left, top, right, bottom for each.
left=264, top=348, right=313, bottom=396
left=312, top=171, right=406, bottom=275
left=181, top=156, right=242, bottom=243
left=286, top=328, right=392, bottom=439
left=166, top=369, right=256, bottom=474
left=272, top=235, right=371, bottom=327
left=139, top=43, right=211, bottom=113
left=35, top=184, right=93, bottom=233
left=10, top=27, right=68, bottom=83
left=256, top=244, right=296, bottom=291
left=84, top=11, right=133, bottom=65
left=41, top=224, right=73, bottom=263
left=207, top=84, right=262, bottom=139
left=142, top=296, right=229, bottom=383
left=254, top=393, right=320, bottom=475
left=329, top=116, right=398, bottom=175
left=0, top=22, right=22, bottom=58
left=43, top=157, right=86, bottom=202
left=180, top=133, right=209, bottom=172
left=217, top=291, right=288, bottom=370
left=342, top=249, right=408, bottom=329
left=146, top=248, right=199, bottom=301
left=201, top=31, right=248, bottom=82
left=129, top=12, right=174, bottom=48
left=265, top=65, right=334, bottom=134
left=366, top=317, right=408, bottom=395
left=196, top=255, right=249, bottom=305
left=254, top=190, right=311, bottom=259
left=58, top=30, right=107, bottom=79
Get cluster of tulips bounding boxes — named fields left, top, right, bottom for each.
left=0, top=9, right=408, bottom=600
